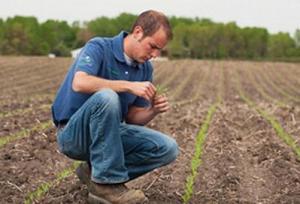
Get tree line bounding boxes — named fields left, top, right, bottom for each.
left=0, top=13, right=299, bottom=60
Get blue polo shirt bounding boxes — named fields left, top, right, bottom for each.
left=51, top=31, right=153, bottom=126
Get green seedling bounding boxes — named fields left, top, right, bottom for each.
left=182, top=102, right=219, bottom=203
left=156, top=85, right=168, bottom=95
left=24, top=162, right=80, bottom=204
left=151, top=85, right=168, bottom=106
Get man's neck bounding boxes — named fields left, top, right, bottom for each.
left=123, top=35, right=134, bottom=59
left=124, top=52, right=133, bottom=66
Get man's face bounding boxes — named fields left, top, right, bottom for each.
left=132, top=27, right=168, bottom=63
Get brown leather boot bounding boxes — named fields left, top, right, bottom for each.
left=75, top=162, right=91, bottom=185
left=87, top=182, right=148, bottom=204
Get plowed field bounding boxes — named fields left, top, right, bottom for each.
left=0, top=57, right=299, bottom=204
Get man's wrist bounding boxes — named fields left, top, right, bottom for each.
left=121, top=81, right=131, bottom=92
left=109, top=80, right=131, bottom=92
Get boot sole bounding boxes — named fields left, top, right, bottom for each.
left=88, top=192, right=112, bottom=204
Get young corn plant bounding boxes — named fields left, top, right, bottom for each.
left=156, top=84, right=168, bottom=95
left=151, top=84, right=169, bottom=109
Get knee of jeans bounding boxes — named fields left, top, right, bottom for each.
left=93, top=88, right=120, bottom=110
left=162, top=138, right=179, bottom=164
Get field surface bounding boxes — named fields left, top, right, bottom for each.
left=0, top=57, right=300, bottom=204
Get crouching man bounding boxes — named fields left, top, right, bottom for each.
left=52, top=10, right=179, bottom=204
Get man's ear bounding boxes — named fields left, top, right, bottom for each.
left=132, top=26, right=144, bottom=41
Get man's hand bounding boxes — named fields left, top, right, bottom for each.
left=126, top=94, right=169, bottom=125
left=152, top=94, right=170, bottom=114
left=128, top=81, right=156, bottom=101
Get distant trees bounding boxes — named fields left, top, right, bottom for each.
left=0, top=14, right=299, bottom=60
left=294, top=29, right=300, bottom=47
left=268, top=32, right=295, bottom=58
left=1, top=16, right=40, bottom=55
left=86, top=13, right=136, bottom=38
left=40, top=20, right=77, bottom=56
left=0, top=16, right=75, bottom=56
left=167, top=19, right=279, bottom=59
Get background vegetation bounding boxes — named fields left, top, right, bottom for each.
left=0, top=13, right=299, bottom=60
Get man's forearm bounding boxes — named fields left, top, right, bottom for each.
left=126, top=107, right=158, bottom=126
left=72, top=71, right=130, bottom=93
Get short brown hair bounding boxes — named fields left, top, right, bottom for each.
left=131, top=10, right=173, bottom=41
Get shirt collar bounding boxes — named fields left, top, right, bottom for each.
left=112, top=31, right=143, bottom=69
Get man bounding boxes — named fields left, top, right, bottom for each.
left=52, top=10, right=178, bottom=204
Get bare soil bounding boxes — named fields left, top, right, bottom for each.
left=0, top=58, right=300, bottom=204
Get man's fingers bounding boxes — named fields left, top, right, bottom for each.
left=145, top=88, right=154, bottom=100
left=154, top=104, right=169, bottom=113
left=155, top=102, right=169, bottom=108
left=149, top=83, right=156, bottom=95
left=153, top=96, right=168, bottom=104
left=131, top=81, right=156, bottom=101
left=160, top=107, right=169, bottom=112
left=146, top=82, right=156, bottom=98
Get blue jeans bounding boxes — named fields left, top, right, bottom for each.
left=57, top=89, right=179, bottom=184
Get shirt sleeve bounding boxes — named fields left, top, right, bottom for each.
left=75, top=40, right=104, bottom=75
left=132, top=62, right=153, bottom=107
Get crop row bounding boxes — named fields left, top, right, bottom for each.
left=182, top=64, right=224, bottom=203
left=0, top=104, right=51, bottom=119
left=234, top=70, right=300, bottom=158
left=182, top=101, right=219, bottom=203
left=181, top=62, right=299, bottom=202
left=266, top=64, right=300, bottom=96
left=0, top=57, right=71, bottom=79
left=242, top=66, right=286, bottom=107
left=256, top=67, right=300, bottom=104
left=0, top=120, right=53, bottom=148
left=24, top=162, right=80, bottom=204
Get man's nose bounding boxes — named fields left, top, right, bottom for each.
left=151, top=50, right=160, bottom=58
